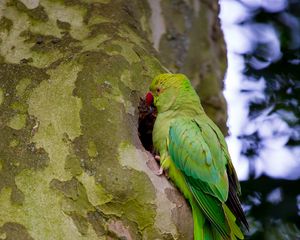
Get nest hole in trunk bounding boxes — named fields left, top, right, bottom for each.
left=137, top=97, right=157, bottom=154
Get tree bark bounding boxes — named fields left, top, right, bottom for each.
left=0, top=0, right=226, bottom=239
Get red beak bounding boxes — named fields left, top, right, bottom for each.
left=145, top=92, right=154, bottom=106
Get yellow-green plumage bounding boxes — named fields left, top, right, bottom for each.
left=149, top=74, right=247, bottom=240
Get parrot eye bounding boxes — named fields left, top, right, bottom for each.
left=156, top=88, right=161, bottom=93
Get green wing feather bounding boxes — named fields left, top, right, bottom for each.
left=168, top=118, right=231, bottom=239
left=207, top=121, right=249, bottom=229
left=169, top=118, right=229, bottom=200
left=187, top=176, right=231, bottom=239
left=207, top=121, right=241, bottom=195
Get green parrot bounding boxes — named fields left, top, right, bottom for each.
left=145, top=73, right=248, bottom=240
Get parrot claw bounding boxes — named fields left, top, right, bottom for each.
left=154, top=155, right=160, bottom=161
left=154, top=166, right=164, bottom=176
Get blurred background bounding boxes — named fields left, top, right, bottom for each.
left=220, top=0, right=300, bottom=239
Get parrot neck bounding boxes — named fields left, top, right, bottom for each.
left=177, top=93, right=204, bottom=113
left=159, top=87, right=205, bottom=116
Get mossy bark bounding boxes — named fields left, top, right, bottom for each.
left=0, top=0, right=227, bottom=239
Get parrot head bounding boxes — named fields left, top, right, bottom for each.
left=145, top=73, right=200, bottom=113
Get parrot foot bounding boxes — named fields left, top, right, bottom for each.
left=154, top=166, right=164, bottom=176
left=154, top=155, right=160, bottom=161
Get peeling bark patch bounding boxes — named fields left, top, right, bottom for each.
left=111, top=40, right=140, bottom=64
left=99, top=198, right=156, bottom=231
left=69, top=213, right=89, bottom=235
left=91, top=85, right=135, bottom=115
left=22, top=31, right=82, bottom=54
left=64, top=153, right=83, bottom=176
left=0, top=17, right=13, bottom=32
left=0, top=61, right=87, bottom=239
left=165, top=188, right=193, bottom=240
left=50, top=178, right=87, bottom=201
left=49, top=177, right=97, bottom=236
left=86, top=140, right=97, bottom=158
left=56, top=19, right=71, bottom=30
left=0, top=8, right=59, bottom=66
left=1, top=0, right=87, bottom=66
left=40, top=0, right=88, bottom=40
left=28, top=61, right=82, bottom=158
left=78, top=172, right=113, bottom=206
left=10, top=187, right=25, bottom=205
left=20, top=0, right=40, bottom=9
left=7, top=113, right=27, bottom=130
left=0, top=118, right=49, bottom=204
left=77, top=51, right=130, bottom=85
left=86, top=211, right=106, bottom=237
left=118, top=144, right=179, bottom=238
left=9, top=0, right=49, bottom=22
left=0, top=169, right=98, bottom=239
left=108, top=220, right=132, bottom=240
left=0, top=64, right=50, bottom=205
left=0, top=222, right=34, bottom=240
left=83, top=1, right=143, bottom=36
left=16, top=78, right=31, bottom=97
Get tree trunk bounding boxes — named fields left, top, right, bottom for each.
left=0, top=0, right=226, bottom=239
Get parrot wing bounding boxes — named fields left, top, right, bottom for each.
left=168, top=118, right=231, bottom=238
left=207, top=121, right=241, bottom=195
left=207, top=121, right=249, bottom=229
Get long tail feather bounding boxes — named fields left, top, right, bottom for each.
left=192, top=202, right=205, bottom=240
left=223, top=203, right=244, bottom=240
left=192, top=201, right=222, bottom=240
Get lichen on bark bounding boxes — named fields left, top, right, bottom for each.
left=0, top=0, right=227, bottom=239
